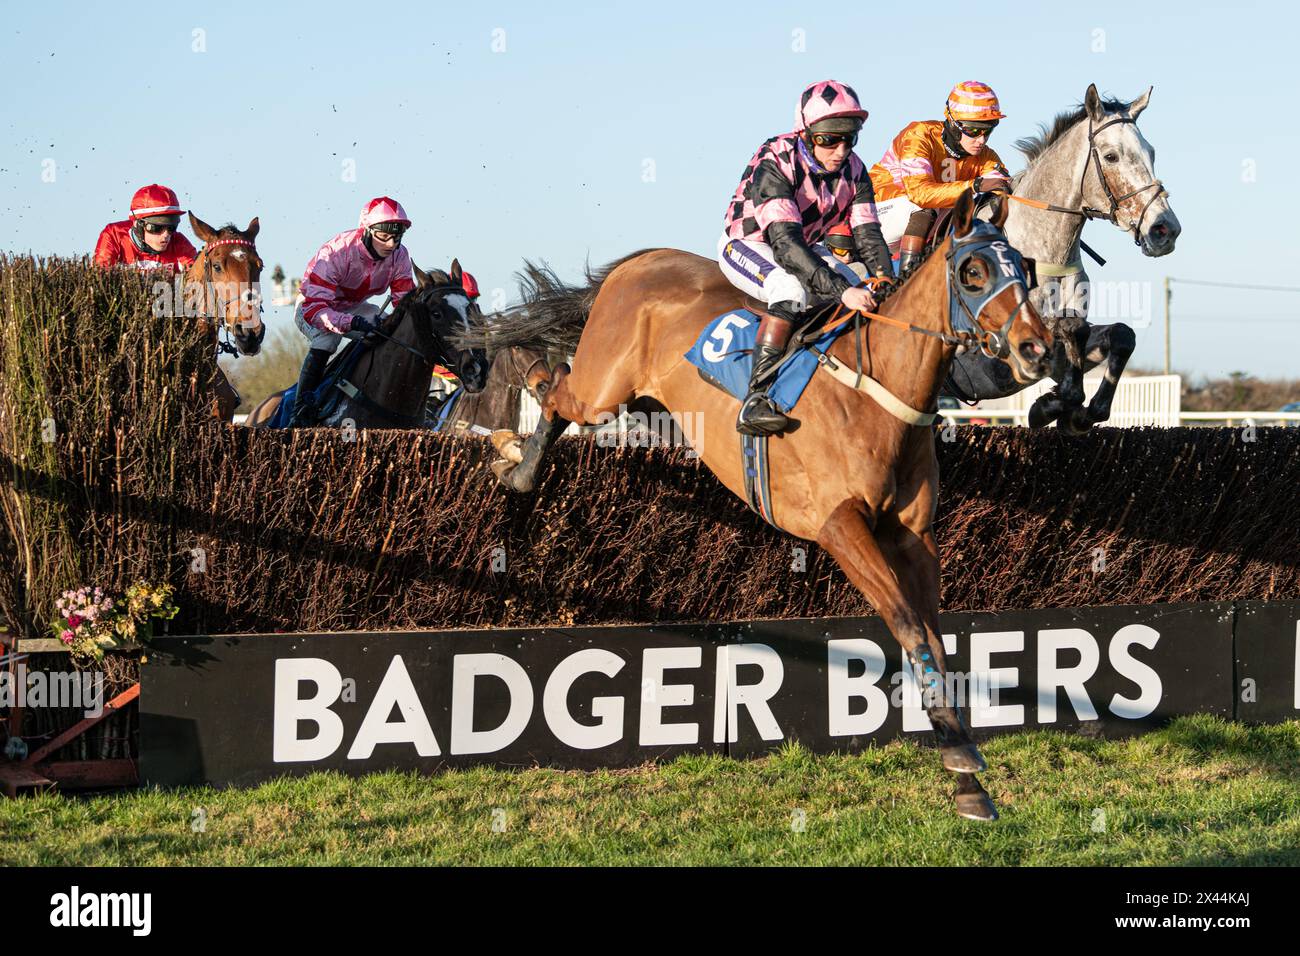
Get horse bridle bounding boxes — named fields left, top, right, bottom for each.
left=364, top=284, right=473, bottom=367
left=1003, top=113, right=1167, bottom=253
left=200, top=238, right=264, bottom=357
left=1078, top=115, right=1168, bottom=244
left=944, top=220, right=1037, bottom=360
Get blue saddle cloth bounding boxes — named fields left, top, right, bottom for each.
left=683, top=308, right=849, bottom=413
left=265, top=340, right=367, bottom=428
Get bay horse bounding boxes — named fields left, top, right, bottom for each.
left=948, top=84, right=1180, bottom=432
left=185, top=214, right=266, bottom=421
left=245, top=261, right=488, bottom=429
left=466, top=191, right=1053, bottom=820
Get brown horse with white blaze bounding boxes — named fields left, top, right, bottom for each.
left=470, top=192, right=1053, bottom=820
left=184, top=213, right=266, bottom=420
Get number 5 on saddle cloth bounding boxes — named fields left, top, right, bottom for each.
left=685, top=304, right=851, bottom=529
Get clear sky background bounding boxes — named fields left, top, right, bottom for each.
left=3, top=0, right=1297, bottom=380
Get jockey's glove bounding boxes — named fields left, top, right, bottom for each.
left=349, top=315, right=378, bottom=336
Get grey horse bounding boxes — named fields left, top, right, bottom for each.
left=948, top=84, right=1181, bottom=431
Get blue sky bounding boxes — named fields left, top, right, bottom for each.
left=2, top=0, right=1297, bottom=379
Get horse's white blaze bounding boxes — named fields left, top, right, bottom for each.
left=447, top=293, right=471, bottom=329
left=231, top=249, right=247, bottom=260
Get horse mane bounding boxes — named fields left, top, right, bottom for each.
left=451, top=248, right=664, bottom=353
left=1014, top=96, right=1130, bottom=163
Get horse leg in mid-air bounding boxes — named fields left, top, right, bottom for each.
left=1077, top=321, right=1137, bottom=424
left=491, top=314, right=650, bottom=490
left=1027, top=319, right=1136, bottom=430
left=817, top=463, right=996, bottom=818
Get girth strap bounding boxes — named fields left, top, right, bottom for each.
left=334, top=378, right=426, bottom=428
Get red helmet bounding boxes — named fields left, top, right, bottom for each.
left=460, top=269, right=480, bottom=299
left=826, top=222, right=854, bottom=251
left=129, top=184, right=184, bottom=221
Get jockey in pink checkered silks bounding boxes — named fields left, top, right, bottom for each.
left=719, top=79, right=895, bottom=436
left=289, top=197, right=416, bottom=427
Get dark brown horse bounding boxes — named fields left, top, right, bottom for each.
left=430, top=345, right=551, bottom=441
left=184, top=214, right=266, bottom=421
left=465, top=192, right=1053, bottom=820
left=246, top=261, right=489, bottom=429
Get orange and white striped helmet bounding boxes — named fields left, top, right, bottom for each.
left=945, top=81, right=1006, bottom=123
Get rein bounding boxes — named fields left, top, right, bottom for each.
left=334, top=285, right=468, bottom=427
left=799, top=223, right=1035, bottom=426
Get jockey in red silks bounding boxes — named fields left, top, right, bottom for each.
left=93, top=184, right=198, bottom=273
left=719, top=80, right=895, bottom=435
left=289, top=197, right=416, bottom=426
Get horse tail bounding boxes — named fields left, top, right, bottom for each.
left=454, top=249, right=664, bottom=353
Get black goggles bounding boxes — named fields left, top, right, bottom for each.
left=810, top=131, right=858, bottom=149
left=953, top=119, right=997, bottom=138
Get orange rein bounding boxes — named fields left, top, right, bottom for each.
left=801, top=276, right=971, bottom=348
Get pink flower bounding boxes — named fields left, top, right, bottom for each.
left=60, top=630, right=74, bottom=644
left=67, top=614, right=83, bottom=629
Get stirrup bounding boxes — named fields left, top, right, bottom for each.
left=736, top=392, right=790, bottom=435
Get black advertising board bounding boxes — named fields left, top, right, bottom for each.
left=142, top=602, right=1240, bottom=786
left=1235, top=600, right=1300, bottom=724
left=141, top=624, right=721, bottom=787
left=725, top=603, right=1234, bottom=759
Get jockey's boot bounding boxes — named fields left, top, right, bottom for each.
left=897, top=234, right=926, bottom=277
left=289, top=348, right=331, bottom=428
left=736, top=303, right=799, bottom=436
left=898, top=208, right=937, bottom=277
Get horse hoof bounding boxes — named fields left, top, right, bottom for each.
left=955, top=791, right=999, bottom=821
left=490, top=458, right=515, bottom=485
left=491, top=430, right=524, bottom=463
left=942, top=743, right=988, bottom=773
left=953, top=773, right=999, bottom=821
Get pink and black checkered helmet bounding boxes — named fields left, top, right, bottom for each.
left=795, top=80, right=869, bottom=133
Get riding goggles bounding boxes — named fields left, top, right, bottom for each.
left=810, top=131, right=858, bottom=149
left=952, top=119, right=997, bottom=139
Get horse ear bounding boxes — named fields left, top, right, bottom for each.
left=412, top=262, right=432, bottom=288
left=953, top=189, right=975, bottom=236
left=1128, top=86, right=1152, bottom=120
left=450, top=258, right=463, bottom=286
left=1084, top=83, right=1104, bottom=122
left=989, top=192, right=1009, bottom=228
left=189, top=213, right=218, bottom=243
left=244, top=217, right=260, bottom=240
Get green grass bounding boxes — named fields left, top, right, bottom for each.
left=4, top=715, right=1298, bottom=866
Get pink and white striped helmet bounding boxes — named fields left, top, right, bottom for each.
left=795, top=80, right=869, bottom=132
left=358, top=196, right=412, bottom=230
